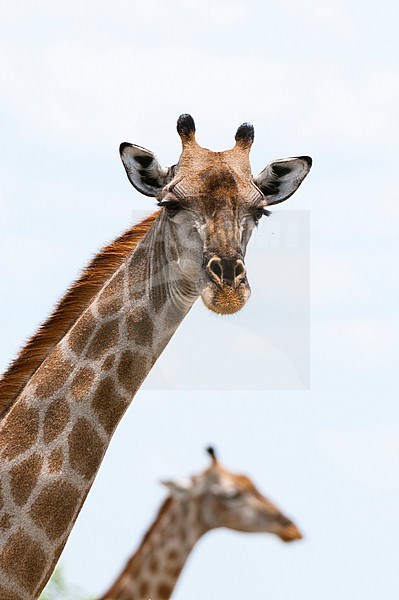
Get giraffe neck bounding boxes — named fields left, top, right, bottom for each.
left=101, top=496, right=205, bottom=600
left=0, top=214, right=199, bottom=598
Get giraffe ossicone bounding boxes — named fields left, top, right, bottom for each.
left=100, top=447, right=302, bottom=600
left=0, top=115, right=312, bottom=598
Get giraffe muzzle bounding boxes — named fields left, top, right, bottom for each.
left=276, top=520, right=303, bottom=542
left=201, top=256, right=250, bottom=314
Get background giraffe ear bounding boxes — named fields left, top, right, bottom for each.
left=120, top=143, right=174, bottom=197
left=161, top=478, right=193, bottom=498
left=253, top=156, right=312, bottom=205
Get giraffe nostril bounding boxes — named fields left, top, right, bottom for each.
left=234, top=261, right=245, bottom=280
left=207, top=258, right=223, bottom=283
left=211, top=262, right=222, bottom=279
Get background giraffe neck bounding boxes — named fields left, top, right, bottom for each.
left=101, top=496, right=205, bottom=600
left=0, top=216, right=198, bottom=598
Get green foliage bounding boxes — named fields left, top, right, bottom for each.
left=40, top=566, right=94, bottom=600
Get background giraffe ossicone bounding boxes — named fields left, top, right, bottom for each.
left=0, top=115, right=312, bottom=598
left=100, top=447, right=302, bottom=600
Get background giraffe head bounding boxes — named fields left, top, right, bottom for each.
left=162, top=447, right=302, bottom=542
left=120, top=114, right=312, bottom=315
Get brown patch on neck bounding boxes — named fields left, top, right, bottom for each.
left=10, top=453, right=43, bottom=506
left=0, top=211, right=160, bottom=418
left=29, top=479, right=80, bottom=540
left=1, top=402, right=40, bottom=460
left=0, top=529, right=47, bottom=594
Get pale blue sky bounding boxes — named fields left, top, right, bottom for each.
left=1, top=1, right=398, bottom=598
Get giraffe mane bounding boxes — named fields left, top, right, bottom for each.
left=0, top=210, right=160, bottom=419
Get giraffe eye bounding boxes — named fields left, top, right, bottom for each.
left=157, top=200, right=182, bottom=217
left=253, top=208, right=271, bottom=225
left=253, top=209, right=264, bottom=223
left=222, top=490, right=243, bottom=501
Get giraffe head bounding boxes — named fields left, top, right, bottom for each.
left=120, top=115, right=312, bottom=315
left=162, top=447, right=302, bottom=542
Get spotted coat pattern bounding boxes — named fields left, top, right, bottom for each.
left=0, top=223, right=194, bottom=599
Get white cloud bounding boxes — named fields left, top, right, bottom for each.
left=319, top=428, right=399, bottom=491
left=290, top=0, right=350, bottom=27
left=177, top=0, right=251, bottom=23
left=312, top=317, right=398, bottom=376
left=1, top=24, right=397, bottom=158
left=305, top=68, right=399, bottom=145
left=311, top=252, right=366, bottom=305
left=0, top=42, right=293, bottom=152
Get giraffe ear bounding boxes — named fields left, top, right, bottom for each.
left=253, top=156, right=312, bottom=205
left=120, top=143, right=174, bottom=197
left=161, top=478, right=193, bottom=498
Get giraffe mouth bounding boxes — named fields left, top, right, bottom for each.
left=200, top=280, right=251, bottom=315
left=277, top=523, right=303, bottom=542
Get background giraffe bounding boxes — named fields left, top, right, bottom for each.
left=0, top=115, right=311, bottom=598
left=100, top=448, right=302, bottom=600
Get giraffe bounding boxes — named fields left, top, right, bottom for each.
left=0, top=114, right=311, bottom=598
left=100, top=448, right=302, bottom=600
